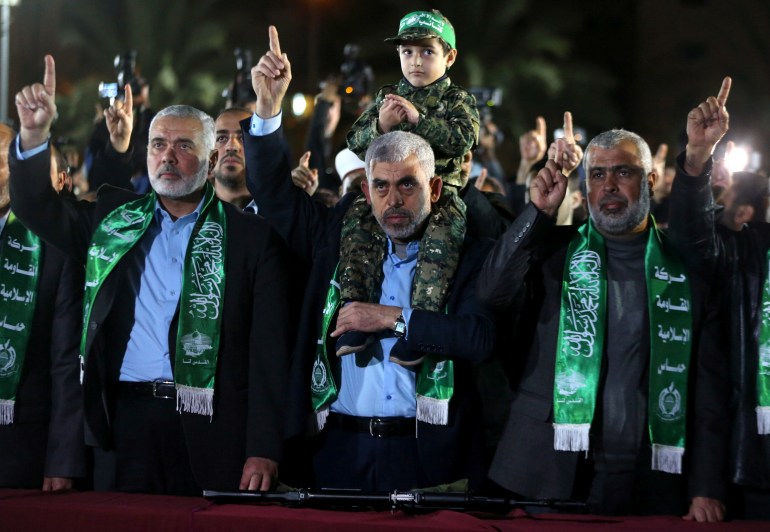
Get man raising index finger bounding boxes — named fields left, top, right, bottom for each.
left=10, top=55, right=292, bottom=497
left=669, top=77, right=770, bottom=520
left=252, top=26, right=292, bottom=120
left=548, top=111, right=583, bottom=177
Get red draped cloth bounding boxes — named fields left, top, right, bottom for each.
left=0, top=489, right=764, bottom=531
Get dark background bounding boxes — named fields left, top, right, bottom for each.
left=4, top=0, right=769, bottom=173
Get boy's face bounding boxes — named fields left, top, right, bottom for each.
left=398, top=38, right=457, bottom=87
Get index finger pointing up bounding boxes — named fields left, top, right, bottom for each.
left=122, top=83, right=133, bottom=111
left=43, top=55, right=56, bottom=96
left=717, top=76, right=731, bottom=107
left=269, top=25, right=282, bottom=57
left=563, top=111, right=574, bottom=142
left=535, top=116, right=546, bottom=138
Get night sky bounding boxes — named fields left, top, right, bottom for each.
left=4, top=0, right=768, bottom=172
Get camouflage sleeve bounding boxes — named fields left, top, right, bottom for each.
left=408, top=87, right=480, bottom=158
left=346, top=87, right=388, bottom=160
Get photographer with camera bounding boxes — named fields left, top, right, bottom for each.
left=86, top=51, right=155, bottom=193
left=303, top=45, right=374, bottom=194
left=223, top=48, right=257, bottom=111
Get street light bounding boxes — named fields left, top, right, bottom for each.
left=0, top=0, right=21, bottom=124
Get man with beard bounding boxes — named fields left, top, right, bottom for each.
left=245, top=26, right=496, bottom=491
left=8, top=56, right=291, bottom=495
left=0, top=124, right=85, bottom=490
left=668, top=79, right=770, bottom=519
left=478, top=127, right=729, bottom=520
left=212, top=108, right=256, bottom=212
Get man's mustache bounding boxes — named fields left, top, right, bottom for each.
left=156, top=164, right=180, bottom=178
left=383, top=207, right=413, bottom=219
left=600, top=194, right=628, bottom=209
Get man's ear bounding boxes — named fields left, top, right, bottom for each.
left=429, top=176, right=443, bottom=203
left=55, top=170, right=67, bottom=192
left=360, top=180, right=372, bottom=205
left=208, top=150, right=219, bottom=175
left=647, top=171, right=658, bottom=198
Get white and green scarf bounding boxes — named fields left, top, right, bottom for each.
left=83, top=184, right=227, bottom=417
left=755, top=251, right=770, bottom=434
left=310, top=264, right=454, bottom=430
left=0, top=213, right=41, bottom=424
left=554, top=219, right=693, bottom=474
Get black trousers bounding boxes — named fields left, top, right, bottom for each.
left=727, top=484, right=770, bottom=520
left=109, top=393, right=201, bottom=496
left=312, top=425, right=429, bottom=491
left=575, top=444, right=687, bottom=516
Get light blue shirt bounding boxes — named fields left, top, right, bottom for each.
left=16, top=137, right=205, bottom=382
left=249, top=114, right=417, bottom=417
left=249, top=112, right=281, bottom=136
left=331, top=240, right=417, bottom=418
left=15, top=137, right=49, bottom=160
left=119, top=199, right=205, bottom=382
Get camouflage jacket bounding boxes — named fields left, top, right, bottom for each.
left=346, top=76, right=480, bottom=188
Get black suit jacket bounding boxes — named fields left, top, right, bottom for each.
left=9, top=144, right=291, bottom=491
left=478, top=203, right=729, bottom=502
left=244, top=124, right=497, bottom=487
left=0, top=236, right=85, bottom=486
left=668, top=156, right=770, bottom=489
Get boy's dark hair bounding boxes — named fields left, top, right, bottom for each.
left=397, top=39, right=452, bottom=56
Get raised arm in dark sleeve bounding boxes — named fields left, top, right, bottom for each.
left=9, top=143, right=95, bottom=264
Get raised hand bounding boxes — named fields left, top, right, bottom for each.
left=252, top=26, right=292, bottom=119
left=290, top=150, right=319, bottom=196
left=15, top=55, right=57, bottom=150
left=530, top=159, right=568, bottom=218
left=516, top=116, right=547, bottom=184
left=104, top=84, right=134, bottom=154
left=519, top=116, right=547, bottom=166
left=685, top=77, right=731, bottom=175
left=474, top=166, right=489, bottom=191
left=547, top=111, right=583, bottom=176
left=652, top=143, right=668, bottom=178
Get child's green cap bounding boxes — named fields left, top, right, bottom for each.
left=384, top=10, right=456, bottom=50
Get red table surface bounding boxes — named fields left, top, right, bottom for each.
left=0, top=489, right=768, bottom=531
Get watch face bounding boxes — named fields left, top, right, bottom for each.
left=394, top=316, right=406, bottom=337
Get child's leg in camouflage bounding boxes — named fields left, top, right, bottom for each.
left=335, top=197, right=385, bottom=355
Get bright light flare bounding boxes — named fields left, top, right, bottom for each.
left=291, top=93, right=308, bottom=117
left=726, top=146, right=750, bottom=173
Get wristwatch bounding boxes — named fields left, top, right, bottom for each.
left=393, top=312, right=407, bottom=338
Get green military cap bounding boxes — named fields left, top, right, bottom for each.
left=384, top=10, right=456, bottom=50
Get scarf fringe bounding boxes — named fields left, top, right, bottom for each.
left=417, top=395, right=448, bottom=425
left=0, top=400, right=14, bottom=425
left=652, top=443, right=684, bottom=474
left=176, top=385, right=214, bottom=418
left=553, top=423, right=590, bottom=451
left=310, top=407, right=329, bottom=434
left=756, top=406, right=770, bottom=435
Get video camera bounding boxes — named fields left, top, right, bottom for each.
left=338, top=44, right=373, bottom=107
left=222, top=48, right=257, bottom=108
left=98, top=51, right=144, bottom=101
left=469, top=86, right=504, bottom=144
